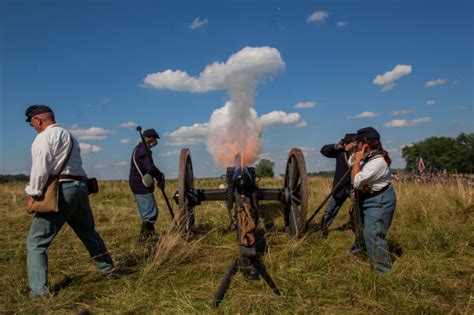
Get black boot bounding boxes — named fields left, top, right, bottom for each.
left=314, top=216, right=326, bottom=231
left=139, top=222, right=155, bottom=241
left=322, top=224, right=329, bottom=238
left=317, top=217, right=328, bottom=238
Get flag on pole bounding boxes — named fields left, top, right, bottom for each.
left=418, top=158, right=426, bottom=173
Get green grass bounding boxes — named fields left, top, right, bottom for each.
left=0, top=177, right=472, bottom=314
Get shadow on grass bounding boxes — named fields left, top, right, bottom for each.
left=388, top=238, right=404, bottom=258
left=258, top=202, right=284, bottom=233
left=51, top=274, right=88, bottom=295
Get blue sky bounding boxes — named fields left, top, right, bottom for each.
left=1, top=0, right=472, bottom=179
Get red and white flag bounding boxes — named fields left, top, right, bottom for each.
left=418, top=158, right=426, bottom=173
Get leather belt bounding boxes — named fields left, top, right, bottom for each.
left=359, top=183, right=391, bottom=198
left=59, top=174, right=87, bottom=181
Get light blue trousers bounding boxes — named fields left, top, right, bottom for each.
left=322, top=195, right=348, bottom=227
left=134, top=193, right=159, bottom=224
left=351, top=185, right=396, bottom=273
left=27, top=180, right=114, bottom=297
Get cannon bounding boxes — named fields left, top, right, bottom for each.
left=172, top=148, right=308, bottom=306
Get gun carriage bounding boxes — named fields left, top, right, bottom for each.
left=172, top=148, right=308, bottom=306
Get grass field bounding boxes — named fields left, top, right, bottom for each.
left=0, top=177, right=472, bottom=314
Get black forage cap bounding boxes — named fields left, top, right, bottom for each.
left=356, top=127, right=380, bottom=141
left=342, top=133, right=357, bottom=143
left=25, top=105, right=53, bottom=122
left=143, top=128, right=160, bottom=139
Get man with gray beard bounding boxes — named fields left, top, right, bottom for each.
left=24, top=105, right=115, bottom=297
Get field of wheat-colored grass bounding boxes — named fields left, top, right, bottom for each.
left=0, top=177, right=472, bottom=314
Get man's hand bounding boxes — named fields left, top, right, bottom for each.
left=354, top=144, right=368, bottom=163
left=334, top=140, right=344, bottom=150
left=157, top=172, right=165, bottom=190
left=24, top=196, right=35, bottom=214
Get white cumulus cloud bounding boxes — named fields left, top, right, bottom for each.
left=336, top=21, right=347, bottom=28
left=79, top=143, right=102, bottom=154
left=143, top=46, right=285, bottom=93
left=165, top=123, right=209, bottom=146
left=120, top=138, right=131, bottom=144
left=294, top=101, right=316, bottom=109
left=189, top=17, right=208, bottom=30
left=166, top=109, right=307, bottom=146
left=373, top=65, right=412, bottom=92
left=159, top=150, right=181, bottom=158
left=70, top=126, right=114, bottom=140
left=348, top=111, right=378, bottom=119
left=307, top=11, right=328, bottom=23
left=384, top=117, right=431, bottom=128
left=426, top=100, right=436, bottom=106
left=114, top=161, right=128, bottom=167
left=119, top=121, right=138, bottom=129
left=260, top=111, right=305, bottom=128
left=392, top=109, right=416, bottom=116
left=425, top=78, right=447, bottom=88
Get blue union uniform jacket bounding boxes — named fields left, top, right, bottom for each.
left=129, top=142, right=163, bottom=194
left=320, top=143, right=352, bottom=200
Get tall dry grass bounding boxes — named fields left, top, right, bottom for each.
left=0, top=177, right=472, bottom=314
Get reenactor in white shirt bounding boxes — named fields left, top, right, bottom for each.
left=23, top=105, right=116, bottom=297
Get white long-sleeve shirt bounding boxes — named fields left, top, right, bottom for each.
left=349, top=154, right=391, bottom=191
left=25, top=124, right=86, bottom=196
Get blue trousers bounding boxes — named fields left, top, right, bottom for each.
left=27, top=180, right=114, bottom=297
left=134, top=193, right=159, bottom=223
left=322, top=195, right=348, bottom=227
left=352, top=185, right=396, bottom=273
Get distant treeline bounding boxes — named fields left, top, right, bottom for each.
left=0, top=174, right=29, bottom=183
left=402, top=133, right=473, bottom=173
left=307, top=171, right=335, bottom=177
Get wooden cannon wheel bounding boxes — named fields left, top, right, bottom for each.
left=283, top=148, right=308, bottom=238
left=178, top=148, right=195, bottom=234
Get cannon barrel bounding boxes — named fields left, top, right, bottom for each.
left=232, top=167, right=254, bottom=195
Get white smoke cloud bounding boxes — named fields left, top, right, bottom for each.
left=143, top=46, right=285, bottom=93
left=425, top=78, right=447, bottom=88
left=79, top=143, right=102, bottom=154
left=373, top=65, right=412, bottom=91
left=70, top=126, right=114, bottom=140
left=384, top=117, right=431, bottom=128
left=307, top=11, right=328, bottom=23
left=145, top=47, right=285, bottom=168
left=207, top=102, right=262, bottom=167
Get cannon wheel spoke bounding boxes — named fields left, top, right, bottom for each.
left=284, top=148, right=308, bottom=239
left=178, top=149, right=195, bottom=233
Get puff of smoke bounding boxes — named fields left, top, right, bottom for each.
left=207, top=102, right=262, bottom=168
